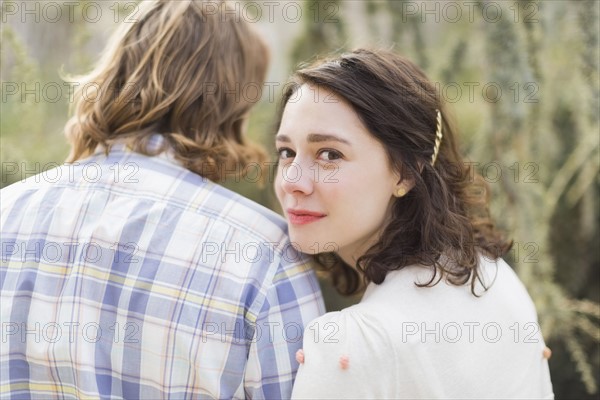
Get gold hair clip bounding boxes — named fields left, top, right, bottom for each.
left=431, top=109, right=443, bottom=166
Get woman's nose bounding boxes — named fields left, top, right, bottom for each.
left=278, top=160, right=315, bottom=196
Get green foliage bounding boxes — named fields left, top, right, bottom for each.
left=1, top=25, right=68, bottom=188
left=289, top=0, right=347, bottom=68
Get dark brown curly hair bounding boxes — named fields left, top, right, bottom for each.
left=276, top=49, right=512, bottom=296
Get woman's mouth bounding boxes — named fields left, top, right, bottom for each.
left=286, top=209, right=327, bottom=225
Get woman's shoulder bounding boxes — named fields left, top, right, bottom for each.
left=293, top=308, right=398, bottom=398
left=302, top=305, right=389, bottom=349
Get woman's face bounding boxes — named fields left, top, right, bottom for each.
left=275, top=84, right=402, bottom=266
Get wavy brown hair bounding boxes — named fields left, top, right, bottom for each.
left=276, top=49, right=512, bottom=296
left=65, top=0, right=269, bottom=181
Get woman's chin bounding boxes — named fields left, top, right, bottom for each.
left=288, top=236, right=340, bottom=255
left=287, top=240, right=318, bottom=254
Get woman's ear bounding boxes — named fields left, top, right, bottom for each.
left=393, top=178, right=415, bottom=198
left=392, top=162, right=418, bottom=198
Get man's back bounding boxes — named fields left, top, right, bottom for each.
left=1, top=137, right=324, bottom=398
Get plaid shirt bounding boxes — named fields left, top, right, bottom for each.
left=0, top=136, right=325, bottom=399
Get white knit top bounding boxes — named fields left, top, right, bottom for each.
left=291, top=256, right=554, bottom=399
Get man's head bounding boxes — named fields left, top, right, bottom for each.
left=65, top=0, right=269, bottom=181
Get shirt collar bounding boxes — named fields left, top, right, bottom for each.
left=93, top=133, right=183, bottom=166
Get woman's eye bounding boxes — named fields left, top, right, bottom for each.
left=317, top=150, right=342, bottom=161
left=277, top=148, right=295, bottom=159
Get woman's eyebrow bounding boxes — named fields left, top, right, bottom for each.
left=275, top=134, right=291, bottom=142
left=307, top=133, right=351, bottom=145
left=275, top=133, right=352, bottom=145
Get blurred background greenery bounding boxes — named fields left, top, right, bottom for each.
left=1, top=0, right=599, bottom=398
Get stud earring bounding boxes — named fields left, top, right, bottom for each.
left=395, top=187, right=406, bottom=197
